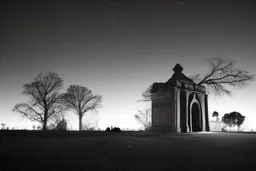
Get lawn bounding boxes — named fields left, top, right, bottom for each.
left=0, top=131, right=255, bottom=171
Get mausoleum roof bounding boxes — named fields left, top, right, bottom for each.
left=167, top=63, right=194, bottom=83
left=150, top=63, right=206, bottom=94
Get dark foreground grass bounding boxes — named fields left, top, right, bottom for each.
left=0, top=131, right=255, bottom=171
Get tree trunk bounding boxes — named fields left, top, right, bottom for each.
left=42, top=119, right=48, bottom=131
left=43, top=100, right=48, bottom=131
left=79, top=115, right=82, bottom=131
left=43, top=109, right=48, bottom=131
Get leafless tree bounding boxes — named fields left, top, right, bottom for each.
left=134, top=109, right=151, bottom=131
left=13, top=72, right=65, bottom=131
left=60, top=85, right=102, bottom=131
left=138, top=84, right=152, bottom=102
left=193, top=57, right=254, bottom=95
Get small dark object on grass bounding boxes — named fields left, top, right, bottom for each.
left=111, top=127, right=121, bottom=132
left=105, top=127, right=111, bottom=132
left=105, top=127, right=121, bottom=132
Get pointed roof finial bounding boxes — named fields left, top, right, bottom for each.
left=173, top=63, right=183, bottom=73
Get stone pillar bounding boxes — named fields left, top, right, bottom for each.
left=205, top=95, right=210, bottom=131
left=190, top=109, right=193, bottom=132
left=200, top=95, right=206, bottom=131
left=185, top=92, right=190, bottom=132
left=151, top=104, right=155, bottom=127
left=190, top=94, right=195, bottom=132
left=175, top=88, right=181, bottom=132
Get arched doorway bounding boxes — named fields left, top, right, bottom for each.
left=191, top=103, right=202, bottom=131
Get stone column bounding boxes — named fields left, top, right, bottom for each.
left=175, top=88, right=181, bottom=132
left=205, top=94, right=210, bottom=131
left=151, top=104, right=155, bottom=127
left=190, top=94, right=195, bottom=132
left=200, top=95, right=206, bottom=131
left=190, top=109, right=193, bottom=132
left=185, top=92, right=190, bottom=132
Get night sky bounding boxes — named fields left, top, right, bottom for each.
left=1, top=0, right=256, bottom=130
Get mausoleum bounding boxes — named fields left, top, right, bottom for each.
left=150, top=64, right=210, bottom=132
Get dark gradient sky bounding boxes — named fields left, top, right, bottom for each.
left=1, top=0, right=256, bottom=130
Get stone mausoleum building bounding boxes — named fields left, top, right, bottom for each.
left=150, top=64, right=210, bottom=132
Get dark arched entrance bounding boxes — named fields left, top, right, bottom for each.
left=192, top=103, right=202, bottom=131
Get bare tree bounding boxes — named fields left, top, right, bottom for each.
left=193, top=57, right=254, bottom=95
left=60, top=85, right=102, bottom=131
left=13, top=72, right=65, bottom=131
left=138, top=84, right=152, bottom=102
left=134, top=109, right=151, bottom=131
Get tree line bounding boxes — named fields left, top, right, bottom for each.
left=12, top=72, right=102, bottom=131
left=10, top=57, right=255, bottom=131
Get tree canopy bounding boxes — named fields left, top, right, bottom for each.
left=13, top=72, right=65, bottom=130
left=60, top=85, right=102, bottom=131
left=221, top=112, right=245, bottom=130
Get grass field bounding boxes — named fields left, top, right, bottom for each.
left=0, top=131, right=255, bottom=171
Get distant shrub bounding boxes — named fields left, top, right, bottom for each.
left=138, top=129, right=145, bottom=131
left=111, top=127, right=121, bottom=132
left=85, top=127, right=96, bottom=131
left=54, top=118, right=67, bottom=131
left=222, top=128, right=227, bottom=132
left=105, top=127, right=121, bottom=132
left=105, top=127, right=111, bottom=132
left=250, top=129, right=255, bottom=132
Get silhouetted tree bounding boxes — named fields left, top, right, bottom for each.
left=231, top=111, right=245, bottom=130
left=105, top=127, right=111, bottom=132
left=192, top=57, right=254, bottom=95
left=212, top=111, right=219, bottom=121
left=221, top=112, right=245, bottom=131
left=13, top=72, right=65, bottom=131
left=134, top=109, right=151, bottom=131
left=138, top=85, right=153, bottom=102
left=222, top=113, right=233, bottom=130
left=111, top=127, right=121, bottom=132
left=37, top=125, right=41, bottom=130
left=60, top=85, right=102, bottom=131
left=140, top=57, right=254, bottom=101
left=54, top=117, right=68, bottom=130
left=1, top=123, right=6, bottom=130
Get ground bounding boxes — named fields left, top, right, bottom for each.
left=0, top=131, right=255, bottom=171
